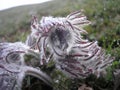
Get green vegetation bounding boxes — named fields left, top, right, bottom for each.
left=0, top=0, right=120, bottom=90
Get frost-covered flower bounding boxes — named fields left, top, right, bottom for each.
left=0, top=42, right=52, bottom=90
left=28, top=10, right=114, bottom=78
left=27, top=10, right=90, bottom=64
left=0, top=10, right=114, bottom=90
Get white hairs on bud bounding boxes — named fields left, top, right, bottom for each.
left=0, top=42, right=52, bottom=90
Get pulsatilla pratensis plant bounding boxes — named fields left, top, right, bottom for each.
left=0, top=11, right=114, bottom=90
left=0, top=42, right=52, bottom=90
left=28, top=10, right=114, bottom=77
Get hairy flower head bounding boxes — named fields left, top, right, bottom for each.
left=27, top=10, right=114, bottom=77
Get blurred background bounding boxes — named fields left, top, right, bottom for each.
left=0, top=0, right=120, bottom=89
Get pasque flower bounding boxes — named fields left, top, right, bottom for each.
left=28, top=10, right=114, bottom=78
left=0, top=10, right=114, bottom=90
left=0, top=42, right=52, bottom=90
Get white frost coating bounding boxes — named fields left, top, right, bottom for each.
left=0, top=10, right=115, bottom=90
left=0, top=41, right=52, bottom=90
left=0, top=42, right=29, bottom=64
left=29, top=10, right=114, bottom=78
left=29, top=10, right=91, bottom=64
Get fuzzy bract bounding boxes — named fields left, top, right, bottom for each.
left=0, top=42, right=52, bottom=90
left=28, top=10, right=114, bottom=78
left=0, top=10, right=115, bottom=90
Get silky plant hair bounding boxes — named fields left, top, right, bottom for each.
left=0, top=10, right=114, bottom=90
left=0, top=42, right=52, bottom=90
left=27, top=10, right=114, bottom=78
left=27, top=11, right=91, bottom=63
